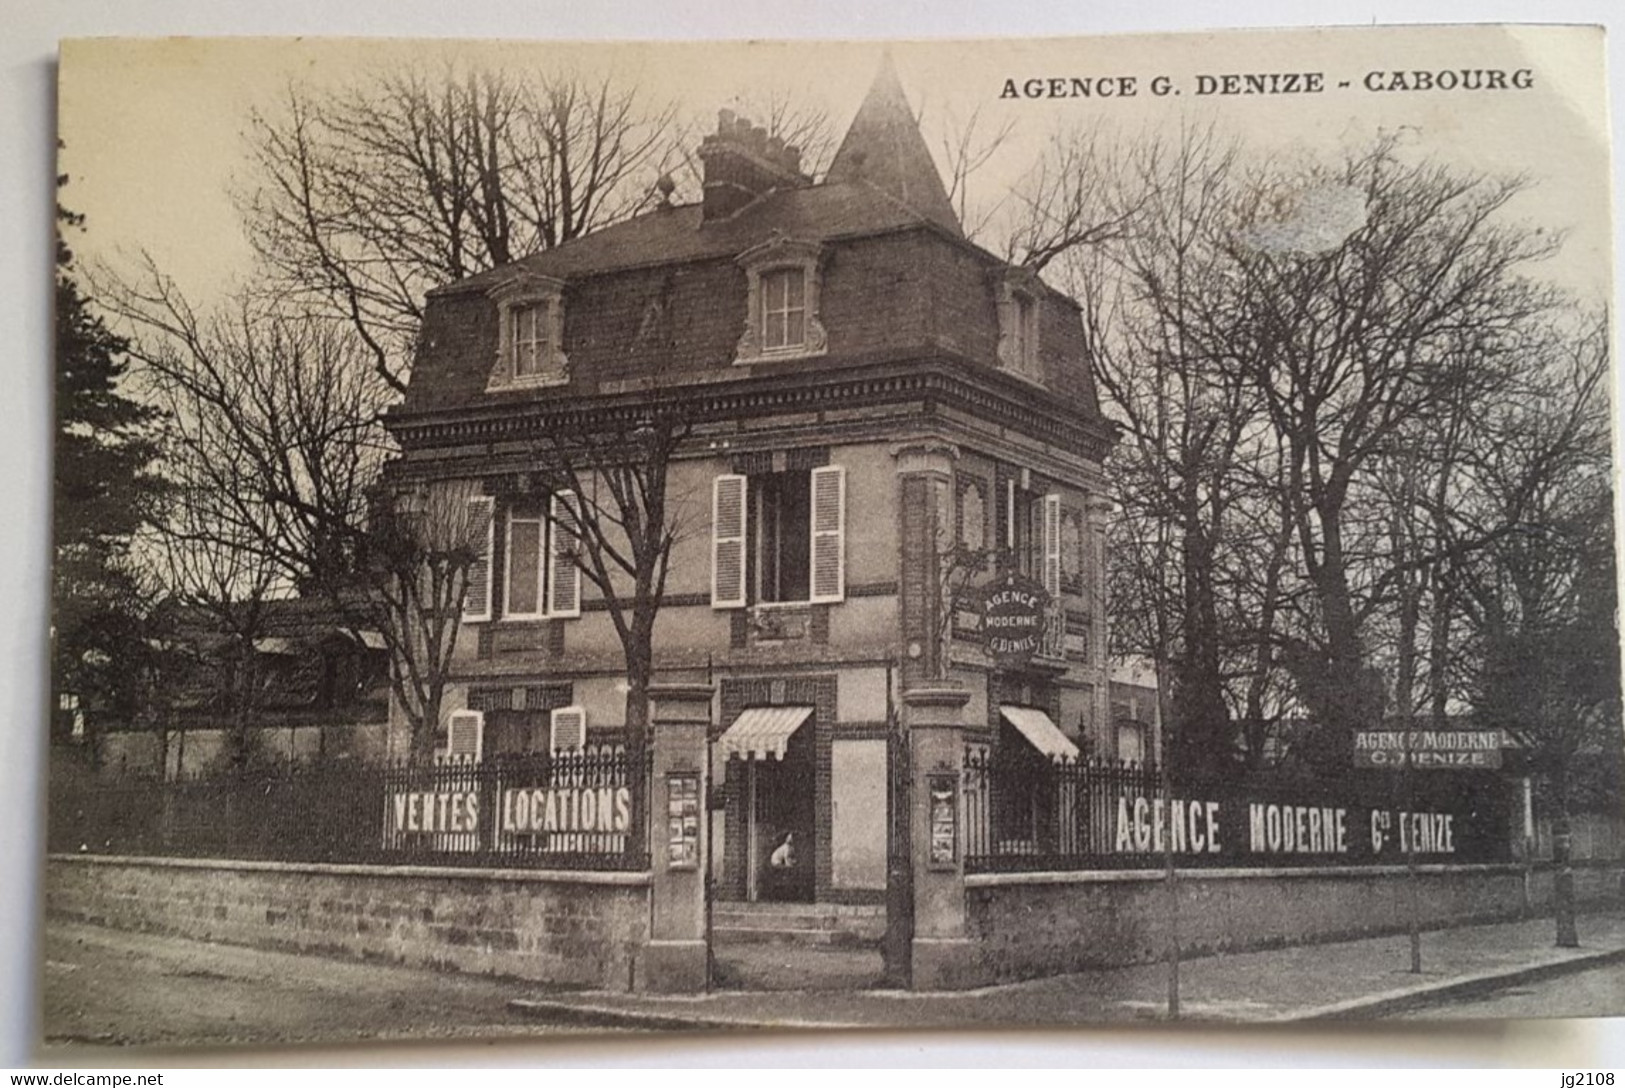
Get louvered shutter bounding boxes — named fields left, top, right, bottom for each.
left=550, top=705, right=587, bottom=754
left=548, top=491, right=581, bottom=618
left=711, top=474, right=748, bottom=609
left=1042, top=493, right=1062, bottom=597
left=442, top=710, right=484, bottom=764
left=809, top=464, right=846, bottom=604
left=463, top=496, right=495, bottom=621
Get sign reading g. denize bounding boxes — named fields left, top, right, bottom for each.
left=979, top=573, right=1050, bottom=666
left=1353, top=730, right=1505, bottom=769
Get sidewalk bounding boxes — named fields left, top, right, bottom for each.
left=509, top=912, right=1625, bottom=1029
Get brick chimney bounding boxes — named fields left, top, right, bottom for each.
left=697, top=109, right=811, bottom=222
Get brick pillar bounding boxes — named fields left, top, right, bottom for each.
left=642, top=682, right=714, bottom=993
left=904, top=682, right=975, bottom=990
left=894, top=440, right=958, bottom=687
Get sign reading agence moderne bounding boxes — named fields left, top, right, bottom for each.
left=1107, top=793, right=1485, bottom=861
left=979, top=573, right=1050, bottom=666
left=1353, top=730, right=1505, bottom=769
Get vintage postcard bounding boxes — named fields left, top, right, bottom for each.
left=45, top=25, right=1620, bottom=1049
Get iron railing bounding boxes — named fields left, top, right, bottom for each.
left=963, top=747, right=1516, bottom=873
left=49, top=748, right=651, bottom=871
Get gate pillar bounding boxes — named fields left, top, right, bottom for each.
left=642, top=682, right=714, bottom=993
left=903, top=683, right=974, bottom=990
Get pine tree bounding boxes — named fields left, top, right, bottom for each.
left=53, top=183, right=165, bottom=755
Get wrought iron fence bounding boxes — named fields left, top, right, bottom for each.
left=49, top=748, right=651, bottom=871
left=963, top=747, right=1516, bottom=873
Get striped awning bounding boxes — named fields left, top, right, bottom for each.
left=1000, top=706, right=1080, bottom=762
left=718, top=706, right=814, bottom=762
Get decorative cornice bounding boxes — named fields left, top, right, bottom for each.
left=386, top=357, right=1118, bottom=464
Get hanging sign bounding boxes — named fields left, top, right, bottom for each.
left=978, top=573, right=1051, bottom=667
left=1353, top=730, right=1505, bottom=770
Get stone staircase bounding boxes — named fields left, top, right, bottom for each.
left=708, top=900, right=890, bottom=991
left=711, top=900, right=887, bottom=949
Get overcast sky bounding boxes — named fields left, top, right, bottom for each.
left=59, top=26, right=1611, bottom=309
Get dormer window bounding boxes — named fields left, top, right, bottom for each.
left=511, top=302, right=553, bottom=379
left=735, top=236, right=827, bottom=364
left=995, top=268, right=1043, bottom=384
left=761, top=267, right=807, bottom=351
left=489, top=274, right=568, bottom=391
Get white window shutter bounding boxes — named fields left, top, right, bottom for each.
left=550, top=705, right=587, bottom=754
left=1043, top=493, right=1062, bottom=597
left=462, top=496, right=495, bottom=621
left=810, top=464, right=847, bottom=604
left=1005, top=479, right=1017, bottom=550
left=711, top=474, right=748, bottom=609
left=442, top=710, right=484, bottom=764
left=548, top=491, right=581, bottom=618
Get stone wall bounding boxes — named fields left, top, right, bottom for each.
left=964, top=862, right=1625, bottom=986
left=47, top=855, right=650, bottom=991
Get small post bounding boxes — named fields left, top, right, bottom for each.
left=1161, top=757, right=1180, bottom=1019
left=1398, top=736, right=1422, bottom=973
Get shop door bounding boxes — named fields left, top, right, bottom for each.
left=751, top=725, right=815, bottom=902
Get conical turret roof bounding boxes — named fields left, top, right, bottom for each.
left=825, top=54, right=963, bottom=238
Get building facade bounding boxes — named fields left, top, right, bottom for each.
left=384, top=61, right=1119, bottom=908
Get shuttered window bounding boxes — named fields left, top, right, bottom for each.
left=712, top=465, right=847, bottom=607
left=505, top=505, right=547, bottom=619
left=442, top=710, right=484, bottom=764
left=809, top=465, right=846, bottom=604
left=549, top=705, right=587, bottom=754
left=548, top=491, right=581, bottom=618
left=463, top=495, right=495, bottom=621
left=712, top=474, right=748, bottom=608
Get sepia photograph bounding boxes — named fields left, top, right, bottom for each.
left=36, top=22, right=1623, bottom=1054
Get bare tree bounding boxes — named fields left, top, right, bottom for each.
left=1003, top=124, right=1140, bottom=272
left=1452, top=313, right=1615, bottom=946
left=364, top=478, right=493, bottom=761
left=929, top=103, right=1016, bottom=244
left=520, top=400, right=694, bottom=762
left=144, top=481, right=284, bottom=774
left=102, top=262, right=390, bottom=591
left=239, top=60, right=678, bottom=394
left=1058, top=124, right=1273, bottom=777
left=1208, top=140, right=1563, bottom=772
left=104, top=266, right=494, bottom=762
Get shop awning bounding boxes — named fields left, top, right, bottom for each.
left=718, top=706, right=814, bottom=762
left=1000, top=705, right=1080, bottom=762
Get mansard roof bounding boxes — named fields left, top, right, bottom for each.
left=443, top=179, right=953, bottom=296
left=439, top=56, right=965, bottom=296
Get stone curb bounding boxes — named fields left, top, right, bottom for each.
left=1276, top=945, right=1625, bottom=1022
left=507, top=996, right=866, bottom=1033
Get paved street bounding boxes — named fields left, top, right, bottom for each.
left=39, top=910, right=1625, bottom=1054
left=41, top=922, right=625, bottom=1051
left=1407, top=962, right=1625, bottom=1020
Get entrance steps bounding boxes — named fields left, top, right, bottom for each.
left=712, top=901, right=886, bottom=949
